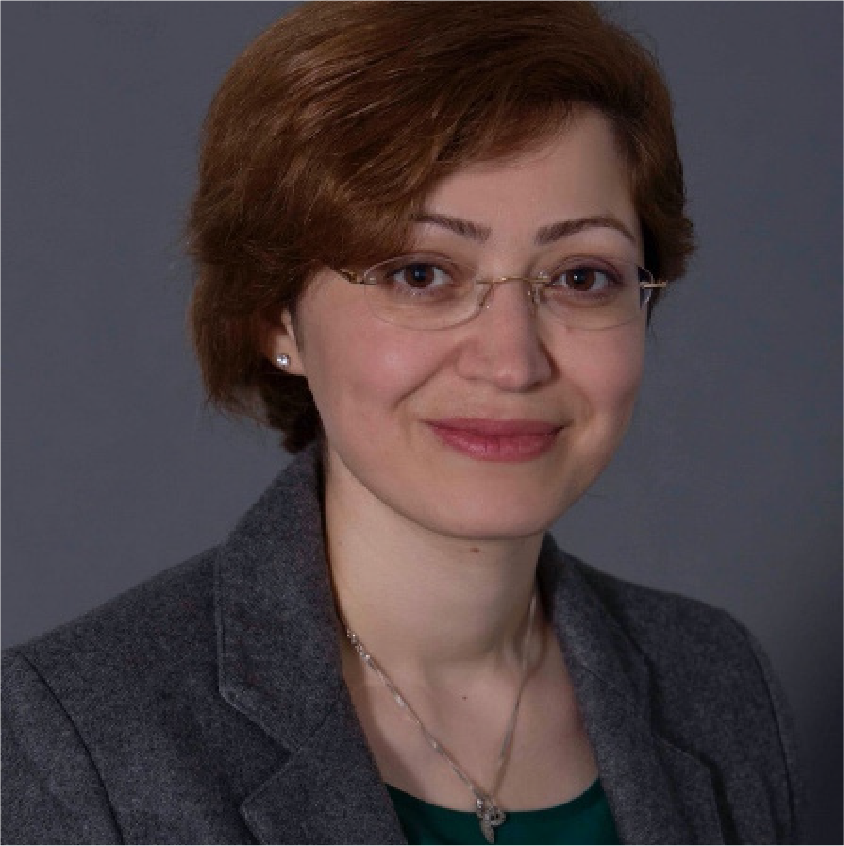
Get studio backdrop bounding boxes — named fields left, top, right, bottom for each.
left=3, top=3, right=841, bottom=842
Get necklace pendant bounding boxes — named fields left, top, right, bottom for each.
left=476, top=796, right=506, bottom=844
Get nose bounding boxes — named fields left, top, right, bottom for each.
left=455, top=278, right=554, bottom=391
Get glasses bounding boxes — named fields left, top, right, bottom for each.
left=338, top=253, right=665, bottom=331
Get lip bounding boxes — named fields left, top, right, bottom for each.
left=426, top=418, right=562, bottom=462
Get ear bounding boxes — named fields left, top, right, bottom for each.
left=261, top=307, right=306, bottom=376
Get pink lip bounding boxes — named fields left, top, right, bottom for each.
left=426, top=418, right=562, bottom=462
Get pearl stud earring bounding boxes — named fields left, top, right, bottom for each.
left=275, top=354, right=291, bottom=368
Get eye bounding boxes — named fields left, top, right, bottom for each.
left=388, top=262, right=452, bottom=290
left=550, top=261, right=621, bottom=293
left=367, top=255, right=469, bottom=301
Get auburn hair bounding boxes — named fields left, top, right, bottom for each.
left=188, top=1, right=694, bottom=452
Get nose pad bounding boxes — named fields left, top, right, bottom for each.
left=477, top=278, right=541, bottom=315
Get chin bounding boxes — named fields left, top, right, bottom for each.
left=409, top=486, right=577, bottom=542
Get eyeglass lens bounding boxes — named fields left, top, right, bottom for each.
left=360, top=255, right=653, bottom=330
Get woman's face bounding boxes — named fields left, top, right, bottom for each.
left=271, top=109, right=646, bottom=540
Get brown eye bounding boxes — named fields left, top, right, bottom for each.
left=395, top=263, right=445, bottom=289
left=386, top=262, right=452, bottom=291
left=556, top=266, right=615, bottom=292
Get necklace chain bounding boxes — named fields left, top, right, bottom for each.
left=344, top=590, right=538, bottom=844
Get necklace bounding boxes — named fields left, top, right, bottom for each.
left=344, top=590, right=538, bottom=844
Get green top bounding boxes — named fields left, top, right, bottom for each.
left=386, top=779, right=620, bottom=845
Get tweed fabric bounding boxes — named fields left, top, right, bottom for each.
left=2, top=443, right=803, bottom=844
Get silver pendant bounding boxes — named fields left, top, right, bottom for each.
left=476, top=796, right=506, bottom=844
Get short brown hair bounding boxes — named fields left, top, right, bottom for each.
left=188, top=1, right=694, bottom=452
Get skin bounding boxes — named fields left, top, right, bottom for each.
left=265, top=108, right=647, bottom=809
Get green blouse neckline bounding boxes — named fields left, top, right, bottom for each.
left=386, top=777, right=604, bottom=821
left=385, top=778, right=621, bottom=844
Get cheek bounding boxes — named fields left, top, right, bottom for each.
left=549, top=326, right=644, bottom=504
left=566, top=325, right=645, bottom=433
left=302, top=309, right=441, bottom=437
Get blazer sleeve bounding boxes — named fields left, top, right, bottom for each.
left=2, top=650, right=123, bottom=845
left=737, top=621, right=807, bottom=845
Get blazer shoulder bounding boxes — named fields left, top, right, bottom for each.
left=3, top=548, right=285, bottom=844
left=2, top=549, right=222, bottom=844
left=562, top=556, right=795, bottom=746
left=567, top=557, right=804, bottom=841
left=5, top=547, right=220, bottom=698
left=572, top=557, right=756, bottom=666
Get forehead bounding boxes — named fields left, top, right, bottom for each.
left=415, top=110, right=640, bottom=248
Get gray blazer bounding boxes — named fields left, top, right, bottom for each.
left=2, top=445, right=803, bottom=844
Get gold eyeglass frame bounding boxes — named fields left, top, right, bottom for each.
left=337, top=256, right=667, bottom=329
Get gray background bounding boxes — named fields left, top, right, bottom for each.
left=3, top=2, right=841, bottom=841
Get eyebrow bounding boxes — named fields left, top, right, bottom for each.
left=412, top=212, right=636, bottom=246
left=535, top=215, right=636, bottom=246
left=412, top=213, right=492, bottom=242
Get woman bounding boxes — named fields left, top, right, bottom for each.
left=2, top=3, right=803, bottom=844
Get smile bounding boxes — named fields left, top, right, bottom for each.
left=426, top=418, right=562, bottom=462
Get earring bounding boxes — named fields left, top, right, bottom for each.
left=275, top=354, right=291, bottom=369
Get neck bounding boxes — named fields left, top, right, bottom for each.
left=324, top=455, right=543, bottom=684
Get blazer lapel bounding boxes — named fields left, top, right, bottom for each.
left=539, top=538, right=724, bottom=845
left=213, top=446, right=405, bottom=844
left=239, top=694, right=405, bottom=845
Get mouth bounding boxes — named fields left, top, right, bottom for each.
left=425, top=418, right=562, bottom=462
